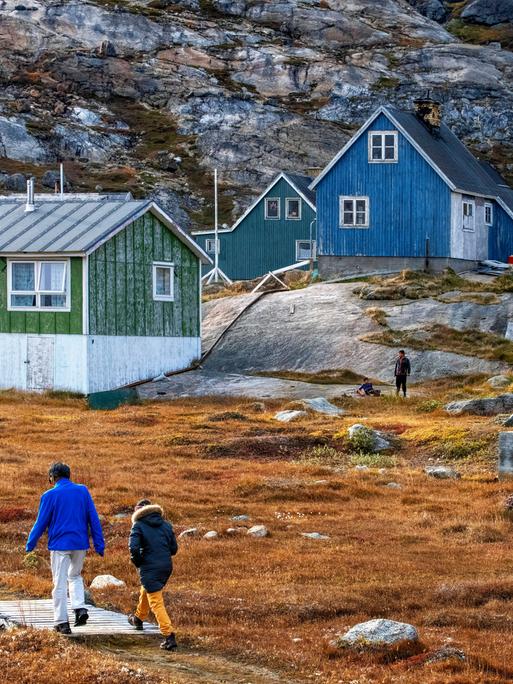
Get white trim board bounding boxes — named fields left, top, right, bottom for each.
left=191, top=172, right=316, bottom=237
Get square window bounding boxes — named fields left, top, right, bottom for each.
left=265, top=198, right=280, bottom=220
left=39, top=262, right=66, bottom=292
left=340, top=197, right=369, bottom=228
left=205, top=238, right=219, bottom=254
left=368, top=131, right=398, bottom=163
left=286, top=198, right=301, bottom=220
left=153, top=262, right=174, bottom=301
left=296, top=240, right=316, bottom=260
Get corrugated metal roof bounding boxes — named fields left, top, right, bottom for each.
left=0, top=197, right=212, bottom=263
left=385, top=107, right=500, bottom=197
left=284, top=173, right=316, bottom=207
left=0, top=199, right=150, bottom=253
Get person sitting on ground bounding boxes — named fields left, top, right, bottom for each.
left=127, top=499, right=178, bottom=651
left=356, top=377, right=380, bottom=396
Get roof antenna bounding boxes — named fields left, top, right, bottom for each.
left=60, top=163, right=65, bottom=201
left=25, top=178, right=35, bottom=213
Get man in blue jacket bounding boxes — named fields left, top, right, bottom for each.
left=26, top=462, right=105, bottom=635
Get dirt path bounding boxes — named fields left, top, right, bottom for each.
left=99, top=639, right=302, bottom=684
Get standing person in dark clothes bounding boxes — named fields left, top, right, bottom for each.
left=394, top=349, right=411, bottom=397
left=127, top=499, right=178, bottom=650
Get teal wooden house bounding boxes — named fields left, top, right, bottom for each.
left=192, top=173, right=317, bottom=281
left=0, top=189, right=211, bottom=393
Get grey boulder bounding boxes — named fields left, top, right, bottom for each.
left=348, top=424, right=391, bottom=452
left=461, top=0, right=513, bottom=26
left=425, top=466, right=461, bottom=479
left=335, top=619, right=419, bottom=648
left=487, top=375, right=512, bottom=389
left=445, top=394, right=513, bottom=416
left=274, top=410, right=308, bottom=422
left=301, top=397, right=344, bottom=416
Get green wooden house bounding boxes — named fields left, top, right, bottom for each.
left=192, top=173, right=317, bottom=281
left=0, top=191, right=211, bottom=393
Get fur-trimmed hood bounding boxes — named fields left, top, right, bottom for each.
left=132, top=504, right=164, bottom=525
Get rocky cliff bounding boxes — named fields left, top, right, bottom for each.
left=0, top=0, right=512, bottom=229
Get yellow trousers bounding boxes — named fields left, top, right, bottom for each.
left=135, top=586, right=175, bottom=636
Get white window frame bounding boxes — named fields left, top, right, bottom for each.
left=152, top=261, right=174, bottom=302
left=205, top=238, right=220, bottom=255
left=484, top=202, right=493, bottom=227
left=285, top=197, right=302, bottom=221
left=368, top=131, right=398, bottom=163
left=264, top=198, right=280, bottom=220
left=8, top=259, right=70, bottom=312
left=462, top=199, right=476, bottom=232
left=339, top=196, right=370, bottom=228
left=296, top=240, right=316, bottom=260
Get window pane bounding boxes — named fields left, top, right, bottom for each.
left=12, top=263, right=34, bottom=291
left=356, top=200, right=367, bottom=212
left=11, top=294, right=36, bottom=307
left=384, top=135, right=395, bottom=146
left=343, top=200, right=353, bottom=212
left=343, top=212, right=354, bottom=225
left=40, top=294, right=66, bottom=308
left=356, top=212, right=367, bottom=225
left=39, top=262, right=65, bottom=292
left=266, top=200, right=279, bottom=218
left=384, top=146, right=396, bottom=160
left=371, top=147, right=383, bottom=160
left=287, top=200, right=300, bottom=218
left=156, top=267, right=171, bottom=296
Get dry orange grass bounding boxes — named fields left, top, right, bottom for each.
left=0, top=382, right=513, bottom=682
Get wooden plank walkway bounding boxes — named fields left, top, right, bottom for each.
left=0, top=599, right=160, bottom=637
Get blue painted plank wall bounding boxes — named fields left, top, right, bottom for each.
left=316, top=113, right=452, bottom=258
left=194, top=177, right=316, bottom=280
left=488, top=202, right=513, bottom=262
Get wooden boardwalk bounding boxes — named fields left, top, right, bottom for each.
left=0, top=599, right=160, bottom=637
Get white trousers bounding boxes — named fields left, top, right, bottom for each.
left=50, top=549, right=87, bottom=625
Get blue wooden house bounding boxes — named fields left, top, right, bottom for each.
left=311, top=100, right=513, bottom=278
left=192, top=172, right=316, bottom=281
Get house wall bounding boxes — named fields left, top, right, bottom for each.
left=89, top=212, right=200, bottom=338
left=450, top=193, right=488, bottom=261
left=315, top=113, right=452, bottom=268
left=86, top=335, right=200, bottom=393
left=0, top=257, right=83, bottom=334
left=194, top=177, right=317, bottom=281
left=488, top=203, right=513, bottom=262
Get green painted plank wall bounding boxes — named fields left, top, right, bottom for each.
left=89, top=212, right=200, bottom=338
left=195, top=177, right=317, bottom=280
left=0, top=257, right=83, bottom=334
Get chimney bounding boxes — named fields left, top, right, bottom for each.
left=25, top=178, right=35, bottom=213
left=307, top=166, right=323, bottom=179
left=414, top=97, right=442, bottom=132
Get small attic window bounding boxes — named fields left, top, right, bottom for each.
left=485, top=203, right=493, bottom=226
left=368, top=131, right=398, bottom=163
left=153, top=262, right=174, bottom=302
left=265, top=198, right=280, bottom=220
left=286, top=198, right=301, bottom=220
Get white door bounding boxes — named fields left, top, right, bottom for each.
left=26, top=336, right=55, bottom=390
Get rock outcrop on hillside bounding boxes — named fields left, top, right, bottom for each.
left=0, top=0, right=512, bottom=228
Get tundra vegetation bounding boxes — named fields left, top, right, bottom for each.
left=1, top=376, right=513, bottom=681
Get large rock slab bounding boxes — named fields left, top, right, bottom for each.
left=301, top=397, right=344, bottom=416
left=445, top=394, right=513, bottom=416
left=425, top=466, right=461, bottom=480
left=336, top=619, right=419, bottom=648
left=274, top=410, right=308, bottom=422
left=461, top=0, right=513, bottom=26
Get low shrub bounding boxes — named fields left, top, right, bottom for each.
left=350, top=453, right=396, bottom=468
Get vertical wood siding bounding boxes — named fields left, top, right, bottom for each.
left=488, top=203, right=513, bottom=262
left=88, top=212, right=200, bottom=337
left=0, top=257, right=83, bottom=334
left=316, top=113, right=452, bottom=259
left=195, top=177, right=316, bottom=280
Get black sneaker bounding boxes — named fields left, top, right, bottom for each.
left=55, top=622, right=72, bottom=635
left=74, top=608, right=89, bottom=627
left=160, top=633, right=177, bottom=651
left=127, top=614, right=144, bottom=630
